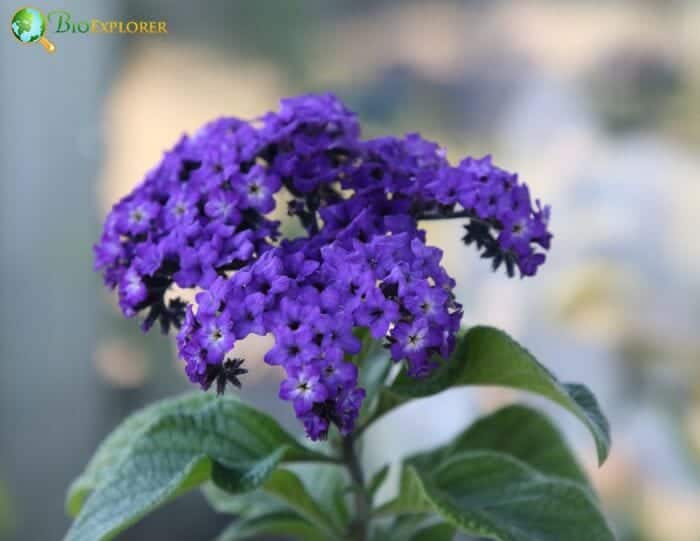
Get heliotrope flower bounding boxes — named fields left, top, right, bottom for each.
left=279, top=365, right=328, bottom=415
left=95, top=93, right=552, bottom=440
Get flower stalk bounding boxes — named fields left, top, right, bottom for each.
left=342, top=434, right=371, bottom=541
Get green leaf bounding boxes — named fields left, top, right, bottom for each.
left=372, top=515, right=455, bottom=541
left=289, top=463, right=350, bottom=529
left=260, top=469, right=342, bottom=538
left=353, top=327, right=393, bottom=420
left=214, top=511, right=326, bottom=541
left=385, top=451, right=614, bottom=541
left=407, top=522, right=456, bottom=541
left=66, top=392, right=213, bottom=516
left=374, top=326, right=611, bottom=464
left=412, top=405, right=590, bottom=487
left=203, top=463, right=350, bottom=532
left=368, top=464, right=390, bottom=500
left=202, top=483, right=286, bottom=517
left=65, top=393, right=329, bottom=541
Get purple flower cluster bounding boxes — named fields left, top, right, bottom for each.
left=94, top=93, right=552, bottom=439
left=94, top=117, right=279, bottom=331
left=425, top=156, right=552, bottom=277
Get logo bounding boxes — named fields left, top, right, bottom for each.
left=10, top=7, right=168, bottom=53
left=11, top=7, right=55, bottom=52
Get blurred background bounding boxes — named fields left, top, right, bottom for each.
left=1, top=0, right=699, bottom=539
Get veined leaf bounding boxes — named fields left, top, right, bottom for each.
left=202, top=483, right=286, bottom=517
left=203, top=463, right=350, bottom=534
left=411, top=405, right=590, bottom=487
left=374, top=326, right=611, bottom=464
left=368, top=464, right=390, bottom=500
left=261, top=469, right=342, bottom=538
left=407, top=522, right=456, bottom=541
left=66, top=393, right=213, bottom=516
left=64, top=393, right=330, bottom=541
left=288, top=463, right=350, bottom=529
left=214, top=511, right=326, bottom=541
left=372, top=516, right=455, bottom=541
left=383, top=451, right=614, bottom=541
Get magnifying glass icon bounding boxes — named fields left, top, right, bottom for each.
left=10, top=7, right=56, bottom=53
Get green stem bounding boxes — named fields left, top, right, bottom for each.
left=342, top=434, right=371, bottom=541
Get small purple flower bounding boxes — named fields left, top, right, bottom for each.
left=237, top=165, right=280, bottom=213
left=204, top=189, right=241, bottom=222
left=264, top=327, right=319, bottom=367
left=194, top=278, right=229, bottom=318
left=231, top=292, right=267, bottom=336
left=252, top=251, right=292, bottom=296
left=174, top=246, right=218, bottom=288
left=273, top=298, right=321, bottom=334
left=313, top=313, right=361, bottom=362
left=300, top=412, right=330, bottom=441
left=164, top=188, right=199, bottom=227
left=196, top=313, right=235, bottom=364
left=118, top=267, right=147, bottom=317
left=279, top=365, right=328, bottom=415
left=121, top=199, right=160, bottom=235
left=425, top=166, right=463, bottom=205
left=390, top=318, right=441, bottom=377
left=282, top=252, right=319, bottom=283
left=332, top=264, right=375, bottom=312
left=320, top=358, right=358, bottom=392
left=354, top=289, right=399, bottom=339
left=334, top=387, right=366, bottom=435
left=93, top=233, right=122, bottom=274
left=133, top=242, right=163, bottom=277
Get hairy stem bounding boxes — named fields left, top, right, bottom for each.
left=342, top=434, right=371, bottom=541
